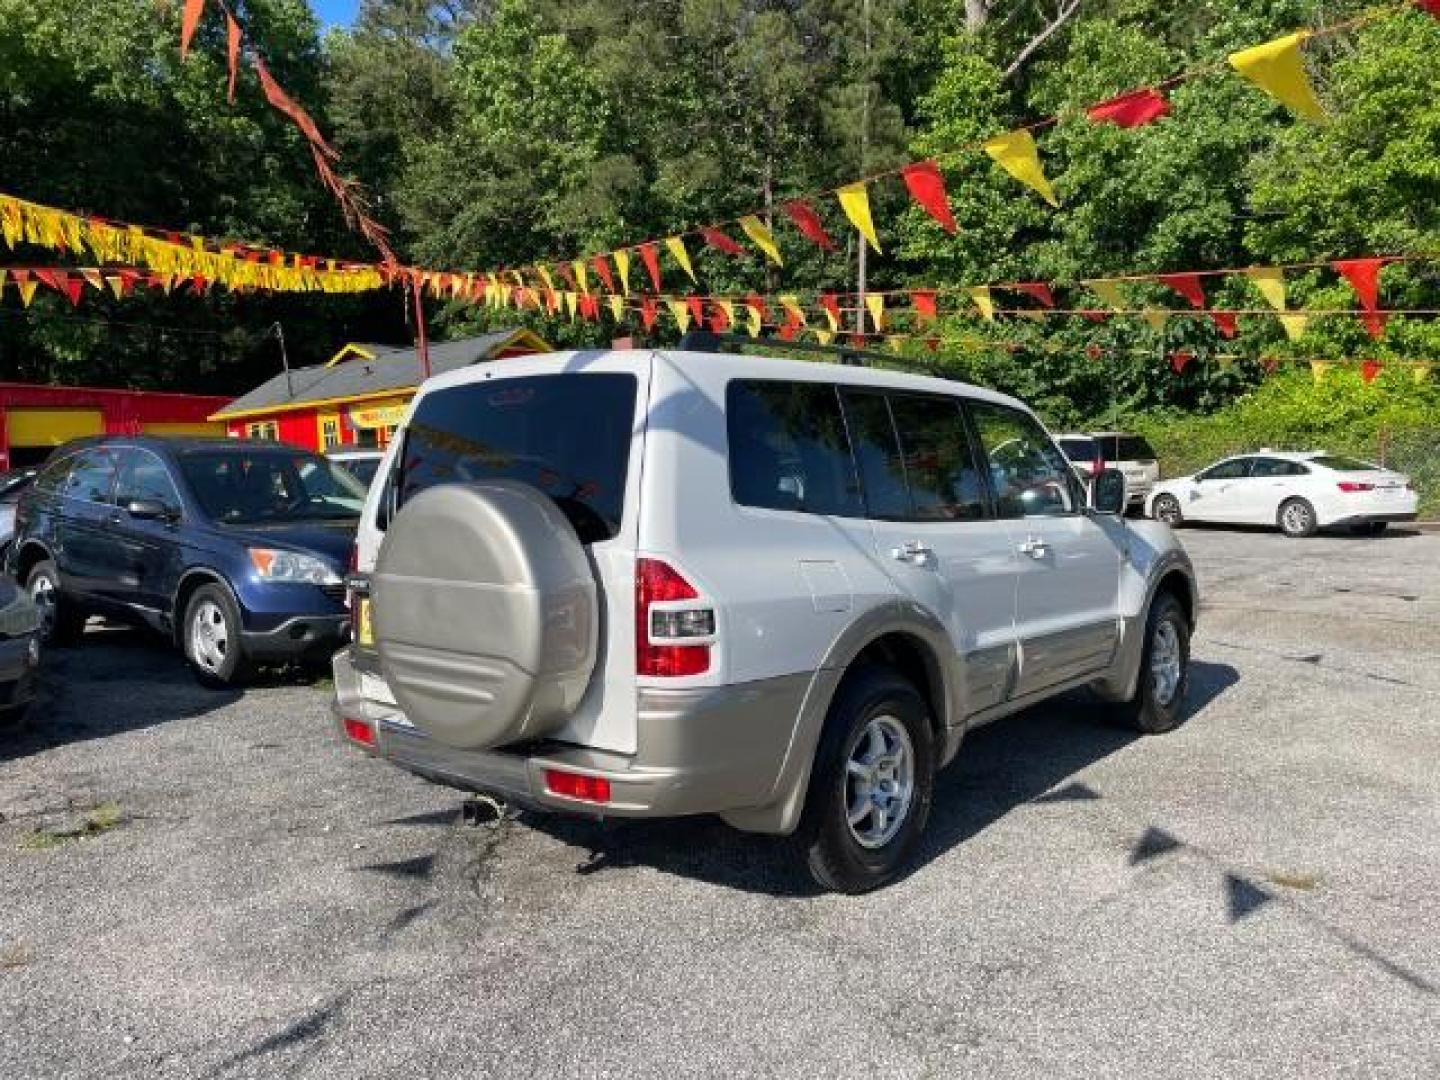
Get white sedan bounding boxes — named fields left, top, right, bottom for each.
left=1146, top=451, right=1418, bottom=537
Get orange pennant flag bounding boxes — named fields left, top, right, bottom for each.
left=181, top=0, right=207, bottom=60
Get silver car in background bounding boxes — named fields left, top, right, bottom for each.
left=0, top=468, right=39, bottom=556
left=1057, top=432, right=1161, bottom=507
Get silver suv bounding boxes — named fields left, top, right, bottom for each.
left=334, top=349, right=1197, bottom=893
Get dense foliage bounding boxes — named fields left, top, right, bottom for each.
left=2, top=0, right=1439, bottom=448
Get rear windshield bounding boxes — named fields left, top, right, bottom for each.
left=180, top=451, right=366, bottom=524
left=1311, top=455, right=1376, bottom=472
left=397, top=374, right=637, bottom=544
left=1101, top=435, right=1156, bottom=461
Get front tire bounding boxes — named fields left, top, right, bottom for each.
left=1152, top=494, right=1183, bottom=526
left=26, top=559, right=84, bottom=647
left=183, top=584, right=252, bottom=688
left=1116, top=593, right=1191, bottom=734
left=795, top=667, right=935, bottom=894
left=1278, top=498, right=1318, bottom=538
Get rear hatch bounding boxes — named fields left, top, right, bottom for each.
left=353, top=354, right=651, bottom=754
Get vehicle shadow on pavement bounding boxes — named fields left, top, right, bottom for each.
left=1179, top=521, right=1424, bottom=541
left=524, top=660, right=1241, bottom=897
left=0, top=623, right=242, bottom=762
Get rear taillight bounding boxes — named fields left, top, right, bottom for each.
left=1337, top=481, right=1375, bottom=493
left=342, top=717, right=375, bottom=748
left=544, top=769, right=611, bottom=804
left=635, top=558, right=712, bottom=677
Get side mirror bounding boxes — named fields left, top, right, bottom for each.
left=126, top=498, right=173, bottom=521
left=1090, top=468, right=1127, bottom=515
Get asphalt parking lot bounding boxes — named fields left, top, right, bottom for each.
left=2, top=525, right=1438, bottom=1079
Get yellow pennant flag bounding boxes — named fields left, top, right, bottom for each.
left=779, top=294, right=807, bottom=326
left=80, top=268, right=105, bottom=292
left=1083, top=279, right=1127, bottom=310
left=982, top=129, right=1059, bottom=207
left=17, top=278, right=39, bottom=307
left=665, top=236, right=696, bottom=284
left=745, top=303, right=763, bottom=338
left=966, top=286, right=995, bottom=322
left=608, top=295, right=625, bottom=322
left=537, top=265, right=555, bottom=292
left=667, top=297, right=691, bottom=333
left=865, top=294, right=885, bottom=333
left=1310, top=360, right=1333, bottom=383
left=613, top=248, right=632, bottom=296
left=887, top=336, right=905, bottom=355
left=739, top=215, right=783, bottom=267
left=716, top=298, right=735, bottom=329
left=563, top=291, right=578, bottom=319
left=1142, top=309, right=1169, bottom=334
left=1015, top=310, right=1046, bottom=322
left=1278, top=312, right=1310, bottom=341
left=104, top=275, right=125, bottom=300
left=1412, top=362, right=1433, bottom=384
left=814, top=328, right=836, bottom=346
left=1229, top=32, right=1326, bottom=123
left=836, top=182, right=881, bottom=253
left=572, top=259, right=590, bottom=295
left=1245, top=267, right=1287, bottom=311
left=1215, top=354, right=1238, bottom=370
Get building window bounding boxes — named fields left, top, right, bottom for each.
left=245, top=421, right=279, bottom=441
left=377, top=425, right=396, bottom=450
left=318, top=413, right=342, bottom=450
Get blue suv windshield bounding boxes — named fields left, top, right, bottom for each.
left=178, top=450, right=366, bottom=524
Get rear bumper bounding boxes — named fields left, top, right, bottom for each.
left=332, top=648, right=809, bottom=826
left=1327, top=511, right=1418, bottom=527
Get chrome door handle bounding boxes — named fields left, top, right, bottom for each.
left=890, top=540, right=934, bottom=565
left=1018, top=536, right=1049, bottom=559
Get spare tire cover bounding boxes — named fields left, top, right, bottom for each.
left=371, top=480, right=598, bottom=750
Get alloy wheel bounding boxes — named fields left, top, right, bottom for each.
left=844, top=714, right=916, bottom=849
left=1150, top=619, right=1183, bottom=707
left=29, top=574, right=56, bottom=640
left=190, top=599, right=229, bottom=674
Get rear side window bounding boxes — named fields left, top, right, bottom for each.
left=1252, top=458, right=1309, bottom=478
left=727, top=381, right=862, bottom=517
left=33, top=453, right=77, bottom=495
left=1311, top=455, right=1375, bottom=472
left=885, top=394, right=988, bottom=521
left=399, top=374, right=636, bottom=544
left=1105, top=435, right=1156, bottom=461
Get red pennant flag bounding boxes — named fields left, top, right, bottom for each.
left=1169, top=350, right=1193, bottom=374
left=190, top=275, right=210, bottom=295
left=1332, top=258, right=1388, bottom=339
left=699, top=227, right=743, bottom=257
left=583, top=295, right=601, bottom=321
left=900, top=160, right=957, bottom=234
left=820, top=293, right=841, bottom=327
left=62, top=274, right=85, bottom=307
left=33, top=269, right=62, bottom=294
left=640, top=297, right=658, bottom=331
left=777, top=322, right=799, bottom=342
left=783, top=200, right=837, bottom=251
left=1086, top=87, right=1170, bottom=128
left=911, top=290, right=938, bottom=322
left=746, top=294, right=769, bottom=323
left=1085, top=345, right=1104, bottom=360
left=637, top=243, right=662, bottom=291
left=1012, top=282, right=1055, bottom=308
left=1079, top=310, right=1109, bottom=323
left=1360, top=359, right=1382, bottom=384
left=590, top=254, right=616, bottom=293
left=181, top=0, right=206, bottom=60
left=226, top=13, right=242, bottom=104
left=847, top=334, right=867, bottom=350
left=708, top=302, right=731, bottom=333
left=254, top=57, right=336, bottom=159
left=1157, top=273, right=1206, bottom=309
left=556, top=263, right=577, bottom=290
left=1209, top=311, right=1239, bottom=338
left=544, top=288, right=559, bottom=313
left=1420, top=0, right=1440, bottom=16
left=1260, top=356, right=1280, bottom=374
left=924, top=337, right=940, bottom=353
left=686, top=295, right=704, bottom=328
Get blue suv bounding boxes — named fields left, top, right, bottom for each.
left=4, top=436, right=365, bottom=686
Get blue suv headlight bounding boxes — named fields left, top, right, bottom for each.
left=247, top=548, right=342, bottom=586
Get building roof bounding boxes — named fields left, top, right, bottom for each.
left=211, top=329, right=550, bottom=420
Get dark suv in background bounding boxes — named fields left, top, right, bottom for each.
left=4, top=437, right=365, bottom=686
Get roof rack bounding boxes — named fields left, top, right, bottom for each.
left=674, top=330, right=953, bottom=380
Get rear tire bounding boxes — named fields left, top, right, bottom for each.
left=26, top=559, right=84, bottom=647
left=795, top=667, right=935, bottom=894
left=1116, top=593, right=1191, bottom=734
left=1278, top=498, right=1318, bottom=538
left=1152, top=494, right=1183, bottom=526
left=183, top=584, right=252, bottom=688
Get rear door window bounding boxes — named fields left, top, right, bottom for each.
left=726, top=381, right=862, bottom=517
left=885, top=394, right=989, bottom=521
left=838, top=390, right=911, bottom=521
left=62, top=448, right=119, bottom=505
left=1252, top=457, right=1309, bottom=478
left=398, top=374, right=637, bottom=544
